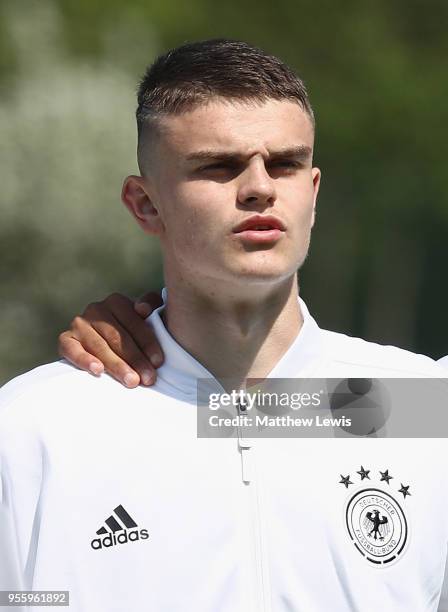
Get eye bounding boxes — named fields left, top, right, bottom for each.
left=196, top=163, right=241, bottom=179
left=270, top=160, right=300, bottom=168
left=199, top=162, right=231, bottom=170
left=267, top=160, right=302, bottom=175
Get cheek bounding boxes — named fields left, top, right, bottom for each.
left=161, top=188, right=221, bottom=255
left=283, top=182, right=315, bottom=226
left=174, top=182, right=229, bottom=229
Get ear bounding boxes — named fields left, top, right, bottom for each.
left=121, top=175, right=164, bottom=235
left=310, top=167, right=321, bottom=228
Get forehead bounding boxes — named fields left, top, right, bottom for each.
left=157, top=98, right=314, bottom=158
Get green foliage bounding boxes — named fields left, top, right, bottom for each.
left=0, top=3, right=162, bottom=383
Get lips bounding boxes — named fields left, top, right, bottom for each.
left=233, top=215, right=286, bottom=233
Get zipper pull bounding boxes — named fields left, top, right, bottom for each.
left=240, top=447, right=252, bottom=484
left=237, top=396, right=253, bottom=483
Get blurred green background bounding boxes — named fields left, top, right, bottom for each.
left=1, top=0, right=447, bottom=384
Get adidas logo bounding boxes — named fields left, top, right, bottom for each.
left=91, top=504, right=149, bottom=550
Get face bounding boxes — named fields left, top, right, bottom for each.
left=123, top=98, right=320, bottom=294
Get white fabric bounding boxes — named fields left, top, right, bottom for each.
left=439, top=356, right=448, bottom=368
left=0, top=297, right=447, bottom=612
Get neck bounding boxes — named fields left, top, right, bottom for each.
left=163, top=274, right=303, bottom=387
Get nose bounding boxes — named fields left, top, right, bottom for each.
left=237, top=159, right=276, bottom=208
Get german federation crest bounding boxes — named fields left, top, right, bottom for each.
left=340, top=467, right=411, bottom=566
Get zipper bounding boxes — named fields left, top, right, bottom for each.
left=252, top=453, right=271, bottom=612
left=237, top=395, right=270, bottom=611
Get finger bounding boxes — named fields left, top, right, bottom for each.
left=88, top=295, right=164, bottom=368
left=58, top=331, right=105, bottom=376
left=134, top=292, right=164, bottom=365
left=134, top=302, right=153, bottom=318
left=111, top=313, right=164, bottom=368
left=134, top=291, right=164, bottom=318
left=87, top=312, right=159, bottom=385
left=137, top=291, right=164, bottom=309
left=69, top=316, right=146, bottom=388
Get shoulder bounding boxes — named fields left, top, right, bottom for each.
left=0, top=360, right=175, bottom=435
left=1, top=360, right=97, bottom=405
left=320, top=329, right=447, bottom=377
left=0, top=360, right=125, bottom=426
left=1, top=360, right=83, bottom=400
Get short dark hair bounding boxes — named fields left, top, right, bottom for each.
left=136, top=39, right=314, bottom=169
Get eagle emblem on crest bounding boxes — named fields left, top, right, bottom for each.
left=364, top=509, right=389, bottom=541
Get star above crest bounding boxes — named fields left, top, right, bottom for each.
left=379, top=469, right=393, bottom=485
left=357, top=466, right=370, bottom=480
left=398, top=484, right=411, bottom=498
left=339, top=474, right=353, bottom=489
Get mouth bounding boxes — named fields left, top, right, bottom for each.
left=232, top=215, right=286, bottom=244
left=233, top=215, right=286, bottom=233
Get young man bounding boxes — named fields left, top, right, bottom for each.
left=1, top=39, right=447, bottom=612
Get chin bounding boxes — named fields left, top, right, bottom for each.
left=233, top=255, right=302, bottom=281
left=231, top=265, right=297, bottom=285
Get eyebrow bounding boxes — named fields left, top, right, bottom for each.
left=185, top=144, right=312, bottom=163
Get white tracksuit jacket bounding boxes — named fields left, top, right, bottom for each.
left=439, top=356, right=448, bottom=368
left=0, top=298, right=447, bottom=612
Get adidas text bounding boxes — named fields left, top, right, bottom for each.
left=91, top=529, right=149, bottom=550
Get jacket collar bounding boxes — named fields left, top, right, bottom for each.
left=147, top=290, right=325, bottom=398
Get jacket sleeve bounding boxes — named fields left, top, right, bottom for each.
left=0, top=456, right=25, bottom=592
left=0, top=387, right=43, bottom=599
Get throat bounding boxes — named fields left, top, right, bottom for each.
left=164, top=285, right=303, bottom=384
